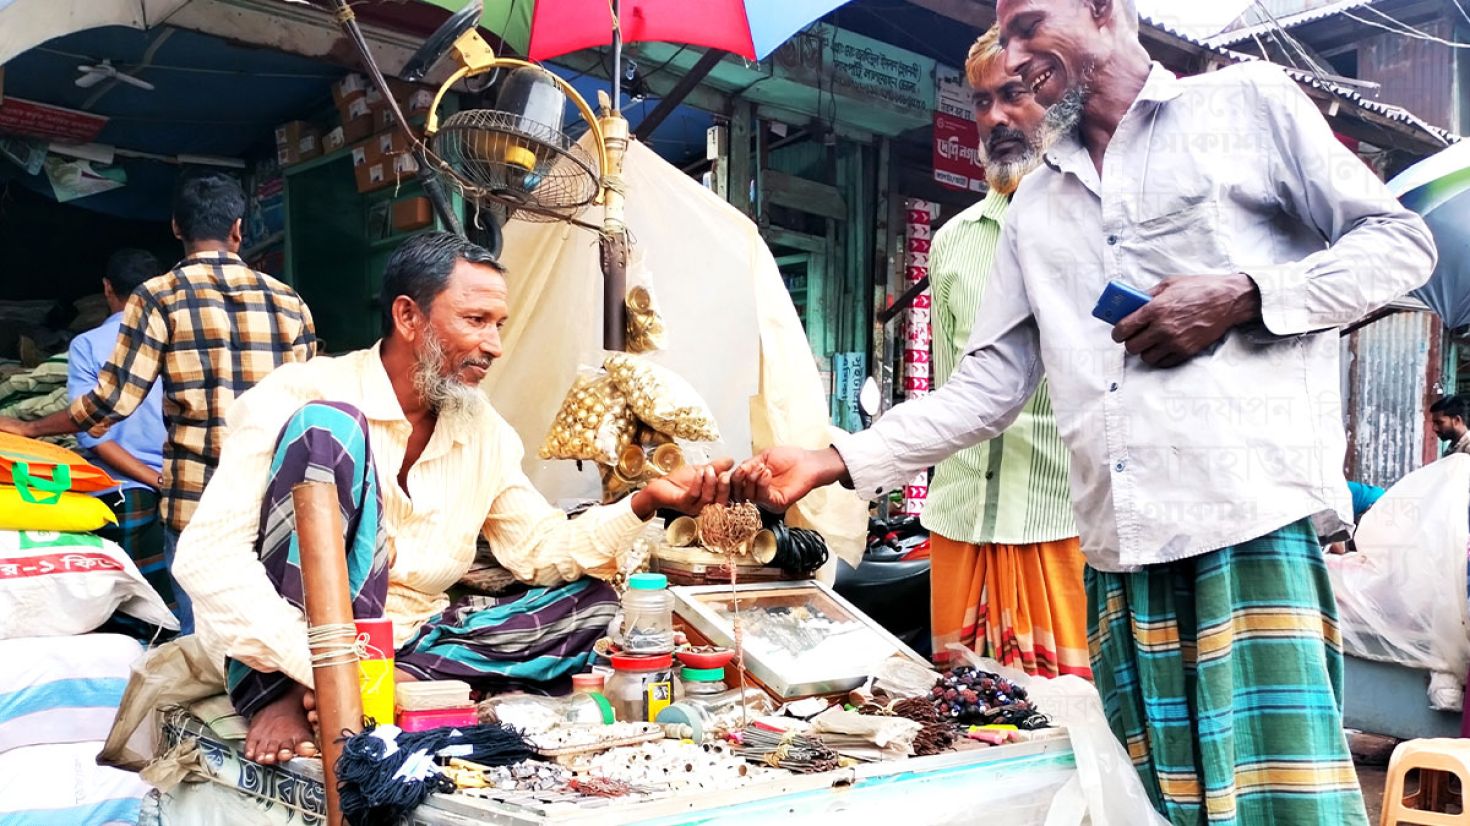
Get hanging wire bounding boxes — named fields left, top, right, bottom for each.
left=1342, top=7, right=1470, bottom=49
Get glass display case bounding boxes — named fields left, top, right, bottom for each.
left=671, top=580, right=928, bottom=698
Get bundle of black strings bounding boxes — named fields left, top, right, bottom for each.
left=336, top=722, right=535, bottom=825
left=761, top=512, right=830, bottom=575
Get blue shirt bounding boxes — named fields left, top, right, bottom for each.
left=66, top=311, right=165, bottom=494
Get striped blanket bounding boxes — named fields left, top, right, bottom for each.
left=1086, top=518, right=1367, bottom=826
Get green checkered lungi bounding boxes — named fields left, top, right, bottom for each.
left=97, top=487, right=173, bottom=609
left=1086, top=518, right=1367, bottom=826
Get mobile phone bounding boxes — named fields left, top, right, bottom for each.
left=1091, top=280, right=1152, bottom=325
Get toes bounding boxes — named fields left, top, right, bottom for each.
left=276, top=747, right=295, bottom=764
left=302, top=690, right=316, bottom=712
left=297, top=740, right=319, bottom=758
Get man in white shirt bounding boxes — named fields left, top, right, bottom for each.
left=175, top=232, right=730, bottom=766
left=732, top=0, right=1434, bottom=822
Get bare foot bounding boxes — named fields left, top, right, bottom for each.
left=245, top=683, right=319, bottom=765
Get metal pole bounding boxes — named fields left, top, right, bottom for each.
left=611, top=0, right=622, bottom=111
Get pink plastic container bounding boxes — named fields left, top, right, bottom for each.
left=396, top=706, right=478, bottom=732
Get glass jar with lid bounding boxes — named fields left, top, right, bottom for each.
left=620, top=572, right=675, bottom=654
left=605, top=653, right=675, bottom=722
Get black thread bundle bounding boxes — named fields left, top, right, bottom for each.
left=761, top=514, right=830, bottom=575
left=336, top=722, right=535, bottom=825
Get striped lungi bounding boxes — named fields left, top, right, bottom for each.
left=929, top=534, right=1091, bottom=679
left=227, top=401, right=616, bottom=719
left=98, top=487, right=172, bottom=609
left=1087, top=518, right=1367, bottom=826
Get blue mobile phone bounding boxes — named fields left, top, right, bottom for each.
left=1091, top=280, right=1152, bottom=325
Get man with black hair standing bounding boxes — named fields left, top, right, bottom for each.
left=66, top=248, right=171, bottom=606
left=0, top=172, right=317, bottom=633
left=1430, top=394, right=1470, bottom=456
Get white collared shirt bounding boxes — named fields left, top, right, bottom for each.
left=837, top=62, right=1436, bottom=571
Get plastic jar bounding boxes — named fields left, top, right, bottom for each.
left=481, top=693, right=614, bottom=732
left=605, top=653, right=675, bottom=722
left=571, top=672, right=605, bottom=695
left=679, top=667, right=726, bottom=700
left=620, top=573, right=675, bottom=654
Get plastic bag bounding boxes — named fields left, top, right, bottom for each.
left=867, top=655, right=941, bottom=700
left=625, top=260, right=667, bottom=354
left=1328, top=455, right=1470, bottom=710
left=604, top=352, right=720, bottom=442
left=945, top=645, right=1169, bottom=826
left=0, top=530, right=176, bottom=639
left=538, top=370, right=638, bottom=465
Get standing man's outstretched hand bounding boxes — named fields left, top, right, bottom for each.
left=731, top=446, right=850, bottom=511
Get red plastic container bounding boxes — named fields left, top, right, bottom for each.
left=396, top=706, right=478, bottom=733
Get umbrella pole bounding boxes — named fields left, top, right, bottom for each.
left=599, top=0, right=629, bottom=352
left=600, top=111, right=629, bottom=352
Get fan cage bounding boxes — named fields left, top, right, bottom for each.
left=430, top=109, right=600, bottom=223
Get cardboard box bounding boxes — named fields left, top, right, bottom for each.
left=354, top=159, right=389, bottom=193
left=350, top=141, right=373, bottom=168
left=332, top=73, right=368, bottom=108
left=374, top=129, right=409, bottom=159
left=391, top=196, right=433, bottom=232
left=322, top=125, right=346, bottom=155
left=274, top=121, right=321, bottom=166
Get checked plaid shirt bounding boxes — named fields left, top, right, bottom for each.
left=68, top=251, right=317, bottom=533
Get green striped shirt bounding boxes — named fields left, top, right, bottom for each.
left=921, top=189, right=1076, bottom=545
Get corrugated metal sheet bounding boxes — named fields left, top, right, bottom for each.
left=1345, top=310, right=1443, bottom=486
left=1359, top=17, right=1456, bottom=132
left=1143, top=15, right=1457, bottom=146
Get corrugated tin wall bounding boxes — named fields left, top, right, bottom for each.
left=1344, top=311, right=1444, bottom=487
left=1358, top=18, right=1457, bottom=132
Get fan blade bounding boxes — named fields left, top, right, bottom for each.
left=401, top=0, right=483, bottom=82
left=75, top=71, right=106, bottom=89
left=117, top=73, right=155, bottom=91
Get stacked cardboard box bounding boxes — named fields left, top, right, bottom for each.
left=274, top=121, right=321, bottom=167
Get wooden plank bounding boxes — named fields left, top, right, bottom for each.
left=727, top=98, right=753, bottom=216
left=763, top=227, right=827, bottom=254
left=762, top=168, right=847, bottom=220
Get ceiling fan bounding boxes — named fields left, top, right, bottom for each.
left=75, top=60, right=154, bottom=91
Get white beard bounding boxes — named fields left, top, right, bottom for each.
left=412, top=330, right=487, bottom=423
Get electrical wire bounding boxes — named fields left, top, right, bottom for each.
left=1342, top=7, right=1470, bottom=48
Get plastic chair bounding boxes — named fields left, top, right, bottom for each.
left=1382, top=738, right=1470, bottom=826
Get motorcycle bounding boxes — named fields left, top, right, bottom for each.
left=832, top=378, right=934, bottom=659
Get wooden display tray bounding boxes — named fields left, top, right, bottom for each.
left=652, top=545, right=788, bottom=586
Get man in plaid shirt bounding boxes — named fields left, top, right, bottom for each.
left=1, top=172, right=316, bottom=633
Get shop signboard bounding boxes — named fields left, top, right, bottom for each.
left=771, top=24, right=935, bottom=120
left=936, top=64, right=973, bottom=120
left=0, top=97, right=107, bottom=143
left=933, top=112, right=985, bottom=193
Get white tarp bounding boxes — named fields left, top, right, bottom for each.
left=0, top=0, right=190, bottom=64
left=1328, top=455, right=1470, bottom=710
left=486, top=138, right=867, bottom=568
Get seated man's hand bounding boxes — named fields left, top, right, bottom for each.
left=1111, top=273, right=1260, bottom=368
left=732, top=446, right=848, bottom=512
left=632, top=457, right=734, bottom=519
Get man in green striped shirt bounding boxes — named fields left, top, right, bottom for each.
left=926, top=27, right=1089, bottom=678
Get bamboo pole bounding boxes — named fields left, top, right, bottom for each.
left=293, top=482, right=362, bottom=826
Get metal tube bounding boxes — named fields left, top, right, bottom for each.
left=611, top=0, right=622, bottom=112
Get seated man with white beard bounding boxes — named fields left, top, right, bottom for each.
left=173, top=232, right=732, bottom=766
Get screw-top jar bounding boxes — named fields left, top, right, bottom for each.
left=620, top=572, right=675, bottom=654
left=606, top=653, right=676, bottom=723
left=680, top=667, right=726, bottom=700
